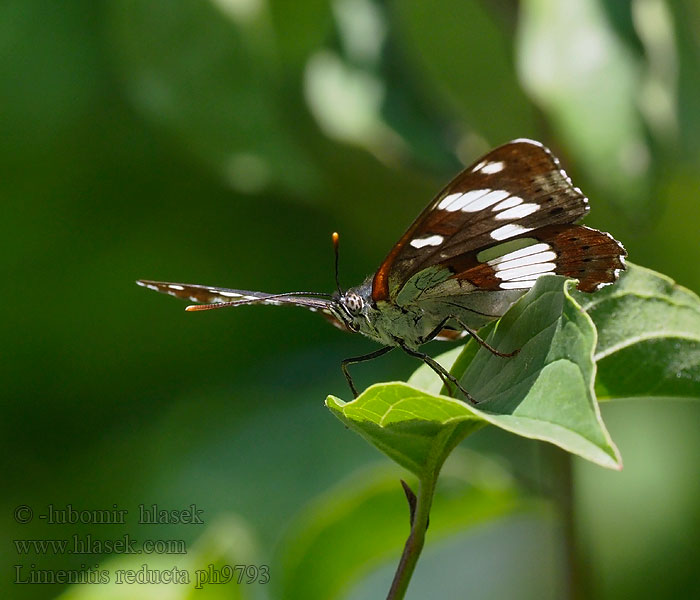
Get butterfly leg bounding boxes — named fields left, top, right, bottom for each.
left=397, top=341, right=478, bottom=405
left=341, top=346, right=394, bottom=398
left=452, top=317, right=519, bottom=358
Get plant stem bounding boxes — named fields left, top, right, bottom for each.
left=386, top=476, right=436, bottom=600
left=547, top=446, right=590, bottom=600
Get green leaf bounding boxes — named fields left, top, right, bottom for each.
left=275, top=454, right=524, bottom=600
left=571, top=263, right=700, bottom=401
left=416, top=264, right=700, bottom=403
left=328, top=276, right=622, bottom=472
left=328, top=383, right=486, bottom=478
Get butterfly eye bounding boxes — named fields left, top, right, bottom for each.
left=343, top=292, right=364, bottom=315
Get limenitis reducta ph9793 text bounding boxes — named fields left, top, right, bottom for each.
left=138, top=139, right=626, bottom=403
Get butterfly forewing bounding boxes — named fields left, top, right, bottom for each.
left=371, top=139, right=596, bottom=303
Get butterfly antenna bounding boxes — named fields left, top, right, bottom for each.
left=332, top=232, right=343, bottom=296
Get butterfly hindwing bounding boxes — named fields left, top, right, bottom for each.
left=371, top=139, right=595, bottom=303
left=394, top=223, right=626, bottom=308
left=442, top=224, right=625, bottom=292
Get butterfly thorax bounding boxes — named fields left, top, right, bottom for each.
left=334, top=278, right=451, bottom=350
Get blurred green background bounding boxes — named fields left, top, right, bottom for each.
left=2, top=1, right=699, bottom=598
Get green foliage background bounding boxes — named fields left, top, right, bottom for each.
left=2, top=1, right=698, bottom=598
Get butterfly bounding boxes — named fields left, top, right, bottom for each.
left=138, top=139, right=626, bottom=402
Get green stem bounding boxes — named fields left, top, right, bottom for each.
left=386, top=476, right=437, bottom=600
left=547, top=446, right=590, bottom=600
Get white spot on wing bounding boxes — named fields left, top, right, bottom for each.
left=507, top=271, right=556, bottom=282
left=219, top=291, right=242, bottom=298
left=490, top=223, right=534, bottom=240
left=462, top=189, right=510, bottom=212
left=488, top=243, right=551, bottom=265
left=478, top=160, right=505, bottom=174
left=495, top=203, right=540, bottom=220
left=500, top=280, right=538, bottom=289
left=437, top=192, right=463, bottom=210
left=492, top=196, right=523, bottom=211
left=498, top=251, right=558, bottom=272
left=168, top=284, right=185, bottom=291
left=410, top=234, right=444, bottom=249
left=495, top=262, right=556, bottom=280
left=440, top=189, right=490, bottom=212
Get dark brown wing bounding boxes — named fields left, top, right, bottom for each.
left=371, top=139, right=591, bottom=303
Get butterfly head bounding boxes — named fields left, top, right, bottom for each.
left=329, top=282, right=374, bottom=334
left=341, top=291, right=364, bottom=314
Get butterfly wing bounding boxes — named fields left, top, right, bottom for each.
left=136, top=279, right=338, bottom=316
left=138, top=280, right=270, bottom=304
left=442, top=224, right=626, bottom=293
left=371, top=139, right=624, bottom=304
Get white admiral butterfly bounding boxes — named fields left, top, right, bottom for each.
left=138, top=139, right=626, bottom=402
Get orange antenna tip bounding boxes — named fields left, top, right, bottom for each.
left=332, top=232, right=342, bottom=295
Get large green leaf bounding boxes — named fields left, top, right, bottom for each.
left=328, top=276, right=622, bottom=472
left=415, top=264, right=700, bottom=402
left=571, top=263, right=700, bottom=400
left=275, top=454, right=524, bottom=600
